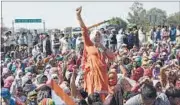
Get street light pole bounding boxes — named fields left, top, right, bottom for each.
left=43, top=20, right=45, bottom=33
left=12, top=20, right=15, bottom=35
left=154, top=15, right=157, bottom=27
left=1, top=17, right=3, bottom=33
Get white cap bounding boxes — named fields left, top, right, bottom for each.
left=111, top=29, right=116, bottom=32
left=122, top=44, right=127, bottom=47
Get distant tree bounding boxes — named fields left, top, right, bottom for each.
left=18, top=28, right=28, bottom=33
left=1, top=26, right=9, bottom=33
left=167, top=12, right=180, bottom=26
left=127, top=1, right=148, bottom=27
left=108, top=17, right=127, bottom=30
left=147, top=8, right=167, bottom=26
left=64, top=27, right=72, bottom=35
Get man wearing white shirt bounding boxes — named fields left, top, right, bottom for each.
left=27, top=30, right=33, bottom=54
left=32, top=45, right=41, bottom=57
left=100, top=28, right=109, bottom=48
left=3, top=31, right=10, bottom=53
left=117, top=28, right=125, bottom=49
left=150, top=27, right=156, bottom=44
left=76, top=33, right=83, bottom=53
left=52, top=34, right=60, bottom=55
left=27, top=31, right=33, bottom=45
left=60, top=36, right=71, bottom=54
left=8, top=32, right=16, bottom=44
left=161, top=25, right=165, bottom=37
left=18, top=32, right=26, bottom=46
left=8, top=31, right=16, bottom=51
left=138, top=27, right=146, bottom=46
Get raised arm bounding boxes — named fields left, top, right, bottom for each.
left=160, top=65, right=169, bottom=88
left=76, top=7, right=93, bottom=47
left=118, top=60, right=127, bottom=77
left=155, top=41, right=161, bottom=53
left=167, top=42, right=171, bottom=54
left=70, top=68, right=77, bottom=98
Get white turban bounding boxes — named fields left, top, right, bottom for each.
left=89, top=29, right=103, bottom=44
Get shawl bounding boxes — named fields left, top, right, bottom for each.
left=1, top=88, right=11, bottom=99
left=1, top=88, right=16, bottom=105
left=38, top=98, right=55, bottom=105
left=37, top=74, right=47, bottom=84
left=131, top=67, right=144, bottom=82
left=2, top=67, right=10, bottom=76
left=27, top=90, right=37, bottom=100
left=104, top=84, right=123, bottom=105
left=4, top=76, right=15, bottom=89
left=152, top=67, right=160, bottom=79
left=144, top=69, right=152, bottom=78
left=81, top=48, right=87, bottom=71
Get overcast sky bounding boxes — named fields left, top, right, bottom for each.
left=1, top=0, right=180, bottom=29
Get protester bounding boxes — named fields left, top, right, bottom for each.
left=117, top=28, right=125, bottom=50
left=127, top=28, right=134, bottom=49
left=76, top=6, right=115, bottom=101
left=138, top=27, right=145, bottom=46
left=170, top=25, right=177, bottom=44
left=3, top=31, right=11, bottom=53
left=156, top=25, right=162, bottom=42
left=60, top=35, right=71, bottom=54
left=52, top=34, right=60, bottom=55
left=109, top=29, right=117, bottom=52
left=75, top=33, right=83, bottom=54
left=33, top=30, right=39, bottom=46
left=1, top=6, right=180, bottom=105
left=125, top=84, right=170, bottom=105
left=150, top=26, right=156, bottom=44
left=43, top=35, right=52, bottom=56
left=165, top=87, right=180, bottom=105
left=133, top=26, right=139, bottom=48
left=176, top=25, right=180, bottom=44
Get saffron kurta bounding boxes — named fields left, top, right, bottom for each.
left=82, top=26, right=114, bottom=95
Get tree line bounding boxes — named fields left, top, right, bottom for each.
left=109, top=1, right=180, bottom=30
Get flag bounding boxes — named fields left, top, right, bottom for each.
left=51, top=80, right=76, bottom=105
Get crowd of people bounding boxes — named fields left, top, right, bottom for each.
left=1, top=6, right=180, bottom=105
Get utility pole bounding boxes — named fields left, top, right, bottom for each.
left=1, top=1, right=3, bottom=53
left=1, top=1, right=3, bottom=36
left=149, top=15, right=152, bottom=26
left=1, top=17, right=3, bottom=34
left=179, top=1, right=180, bottom=24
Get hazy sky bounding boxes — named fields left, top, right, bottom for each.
left=1, top=0, right=180, bottom=29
